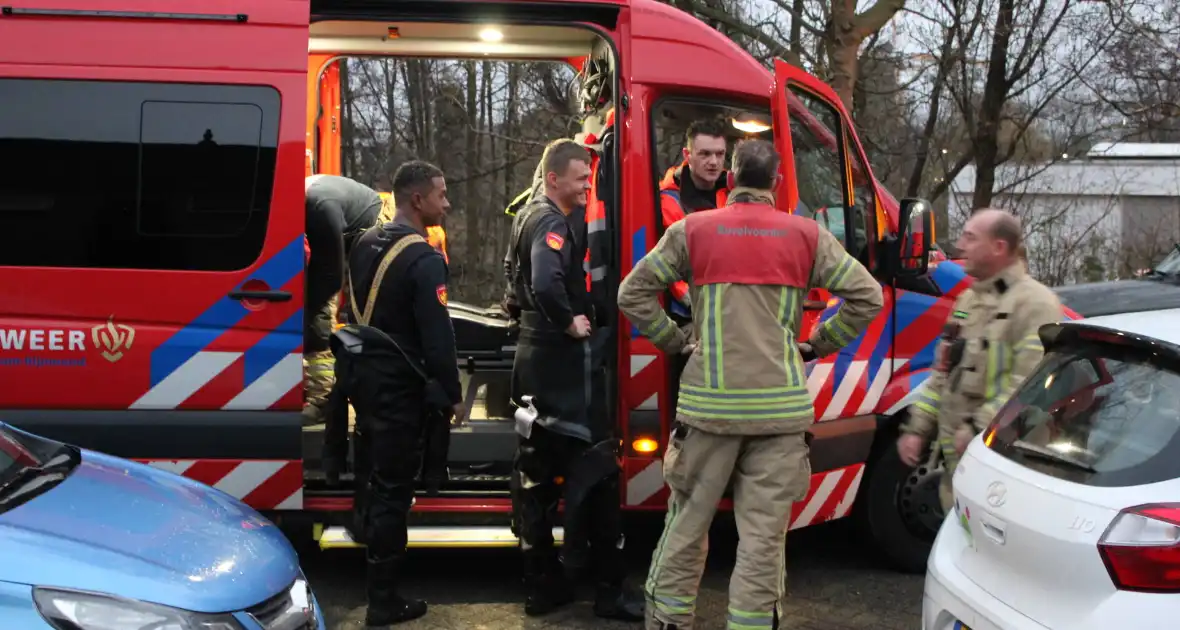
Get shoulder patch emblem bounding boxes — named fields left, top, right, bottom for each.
left=436, top=284, right=448, bottom=306
left=545, top=231, right=565, bottom=250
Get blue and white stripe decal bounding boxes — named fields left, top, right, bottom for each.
left=131, top=236, right=306, bottom=411
left=242, top=309, right=304, bottom=388
left=630, top=226, right=647, bottom=339
left=149, top=236, right=305, bottom=387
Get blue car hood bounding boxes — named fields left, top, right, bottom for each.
left=0, top=451, right=299, bottom=613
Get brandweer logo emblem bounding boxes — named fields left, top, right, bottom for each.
left=92, top=316, right=136, bottom=363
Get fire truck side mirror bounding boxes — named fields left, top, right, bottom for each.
left=896, top=197, right=934, bottom=278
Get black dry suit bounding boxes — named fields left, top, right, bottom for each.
left=504, top=195, right=642, bottom=621
left=327, top=223, right=461, bottom=626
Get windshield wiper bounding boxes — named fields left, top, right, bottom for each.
left=0, top=451, right=74, bottom=498
left=1012, top=440, right=1098, bottom=473
left=1144, top=245, right=1180, bottom=278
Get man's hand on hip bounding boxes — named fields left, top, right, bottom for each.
left=566, top=315, right=591, bottom=339
left=449, top=402, right=468, bottom=428
left=953, top=425, right=974, bottom=455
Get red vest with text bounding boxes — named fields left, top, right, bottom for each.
left=684, top=203, right=819, bottom=288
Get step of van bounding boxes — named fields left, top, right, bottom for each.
left=302, top=419, right=518, bottom=477
left=303, top=471, right=512, bottom=497
left=314, top=524, right=563, bottom=550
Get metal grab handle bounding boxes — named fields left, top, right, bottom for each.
left=228, top=290, right=293, bottom=302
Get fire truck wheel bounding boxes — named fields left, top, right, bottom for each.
left=855, top=435, right=943, bottom=574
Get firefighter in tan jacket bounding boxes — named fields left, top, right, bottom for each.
left=898, top=208, right=1063, bottom=511
left=618, top=140, right=883, bottom=630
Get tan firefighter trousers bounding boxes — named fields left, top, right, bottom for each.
left=302, top=292, right=339, bottom=424
left=644, top=426, right=810, bottom=630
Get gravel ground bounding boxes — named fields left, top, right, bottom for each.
left=299, top=517, right=925, bottom=629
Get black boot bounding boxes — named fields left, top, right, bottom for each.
left=522, top=548, right=575, bottom=616
left=592, top=546, right=645, bottom=622
left=593, top=580, right=645, bottom=621
left=323, top=455, right=344, bottom=487
left=364, top=556, right=427, bottom=627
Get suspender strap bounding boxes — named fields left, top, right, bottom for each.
left=348, top=234, right=428, bottom=326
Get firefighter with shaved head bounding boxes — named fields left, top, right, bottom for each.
left=898, top=208, right=1063, bottom=511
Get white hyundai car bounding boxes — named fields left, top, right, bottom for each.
left=923, top=309, right=1180, bottom=629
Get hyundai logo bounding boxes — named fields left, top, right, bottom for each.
left=986, top=481, right=1007, bottom=507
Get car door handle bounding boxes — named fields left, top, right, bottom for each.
left=981, top=518, right=1006, bottom=546
left=803, top=299, right=828, bottom=311
left=228, top=290, right=293, bottom=303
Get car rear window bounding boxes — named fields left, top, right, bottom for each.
left=985, top=338, right=1180, bottom=487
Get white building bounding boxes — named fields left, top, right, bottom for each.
left=949, top=143, right=1180, bottom=285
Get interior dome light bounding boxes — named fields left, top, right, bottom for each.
left=479, top=27, right=503, bottom=42
left=732, top=113, right=771, bottom=134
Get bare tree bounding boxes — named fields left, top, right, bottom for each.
left=893, top=0, right=1121, bottom=215
left=946, top=156, right=1175, bottom=286
left=661, top=0, right=906, bottom=110
left=1077, top=0, right=1180, bottom=142
left=332, top=58, right=581, bottom=304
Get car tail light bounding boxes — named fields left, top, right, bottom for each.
left=1098, top=503, right=1180, bottom=593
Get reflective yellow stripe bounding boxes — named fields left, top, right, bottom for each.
left=779, top=287, right=804, bottom=388
left=713, top=284, right=725, bottom=389
left=914, top=400, right=938, bottom=417
left=643, top=316, right=677, bottom=346
left=825, top=254, right=856, bottom=290
left=652, top=593, right=695, bottom=616
left=645, top=491, right=683, bottom=597
left=647, top=252, right=676, bottom=284
left=914, top=387, right=940, bottom=417
left=727, top=607, right=775, bottom=629
left=700, top=285, right=725, bottom=388
left=677, top=386, right=813, bottom=421
left=985, top=340, right=1003, bottom=399
left=820, top=313, right=858, bottom=346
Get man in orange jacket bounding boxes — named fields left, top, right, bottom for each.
left=659, top=118, right=732, bottom=314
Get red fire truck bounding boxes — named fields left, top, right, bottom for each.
left=1, top=0, right=960, bottom=572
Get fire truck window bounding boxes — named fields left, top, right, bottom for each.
left=786, top=86, right=866, bottom=258
left=845, top=130, right=876, bottom=263
left=0, top=78, right=277, bottom=271
left=651, top=99, right=773, bottom=227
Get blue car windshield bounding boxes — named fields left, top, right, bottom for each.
left=0, top=424, right=79, bottom=513
left=1, top=432, right=22, bottom=480
left=0, top=425, right=38, bottom=482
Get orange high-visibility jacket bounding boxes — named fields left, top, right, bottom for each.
left=582, top=108, right=616, bottom=293
left=658, top=161, right=730, bottom=305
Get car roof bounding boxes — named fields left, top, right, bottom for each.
left=1072, top=308, right=1180, bottom=346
